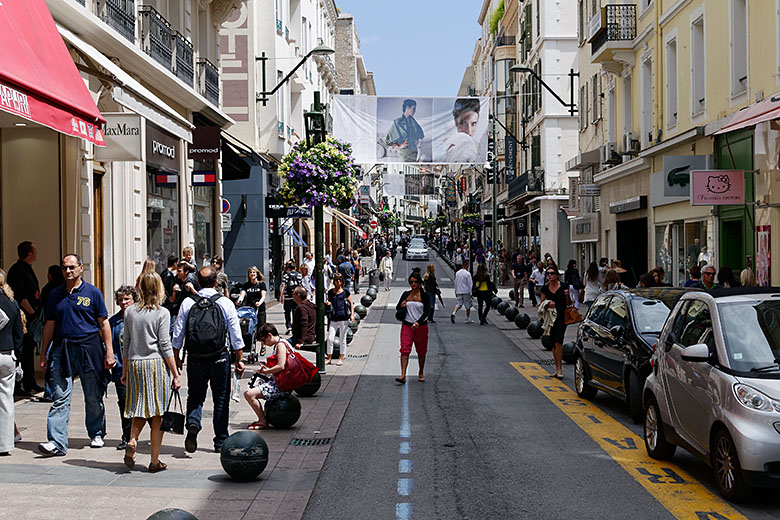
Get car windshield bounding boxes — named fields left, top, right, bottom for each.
left=630, top=298, right=672, bottom=334
left=409, top=240, right=426, bottom=248
left=719, top=300, right=780, bottom=372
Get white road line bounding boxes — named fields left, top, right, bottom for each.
left=397, top=368, right=413, bottom=518
left=399, top=441, right=411, bottom=454
left=398, top=460, right=412, bottom=473
left=396, top=503, right=412, bottom=520
left=397, top=478, right=413, bottom=496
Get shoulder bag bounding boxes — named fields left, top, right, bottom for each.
left=564, top=306, right=583, bottom=326
left=268, top=342, right=318, bottom=391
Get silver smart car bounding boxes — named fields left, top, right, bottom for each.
left=643, top=288, right=780, bottom=501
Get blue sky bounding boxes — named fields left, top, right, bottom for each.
left=335, top=1, right=481, bottom=97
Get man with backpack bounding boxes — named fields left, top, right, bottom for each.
left=337, top=256, right=355, bottom=293
left=279, top=262, right=303, bottom=335
left=172, top=266, right=244, bottom=453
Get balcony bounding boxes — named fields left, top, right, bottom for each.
left=591, top=4, right=636, bottom=65
left=140, top=5, right=173, bottom=70
left=197, top=58, right=220, bottom=106
left=172, top=31, right=194, bottom=86
left=508, top=169, right=544, bottom=201
left=467, top=85, right=477, bottom=96
left=97, top=0, right=135, bottom=43
left=496, top=35, right=515, bottom=47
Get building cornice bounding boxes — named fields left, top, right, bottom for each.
left=211, top=0, right=247, bottom=27
left=594, top=157, right=651, bottom=185
left=659, top=0, right=694, bottom=28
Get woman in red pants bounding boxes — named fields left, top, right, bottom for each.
left=395, top=272, right=432, bottom=384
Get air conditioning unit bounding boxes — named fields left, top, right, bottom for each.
left=600, top=142, right=621, bottom=165
left=622, top=132, right=640, bottom=155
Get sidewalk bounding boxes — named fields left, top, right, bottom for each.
left=4, top=288, right=391, bottom=520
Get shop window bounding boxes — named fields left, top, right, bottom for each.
left=147, top=169, right=180, bottom=267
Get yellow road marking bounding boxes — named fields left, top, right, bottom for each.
left=511, top=362, right=747, bottom=520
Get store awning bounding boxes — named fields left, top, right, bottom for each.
left=0, top=0, right=105, bottom=144
left=715, top=91, right=780, bottom=135
left=330, top=208, right=367, bottom=238
left=222, top=132, right=272, bottom=180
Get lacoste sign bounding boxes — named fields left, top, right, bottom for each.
left=95, top=113, right=142, bottom=161
left=662, top=155, right=713, bottom=197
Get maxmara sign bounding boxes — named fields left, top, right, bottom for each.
left=95, top=113, right=142, bottom=161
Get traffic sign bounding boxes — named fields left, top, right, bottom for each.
left=369, top=220, right=378, bottom=229
left=221, top=212, right=232, bottom=231
left=221, top=198, right=230, bottom=214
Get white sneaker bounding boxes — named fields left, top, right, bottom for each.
left=90, top=436, right=104, bottom=448
left=465, top=318, right=474, bottom=324
left=231, top=393, right=240, bottom=402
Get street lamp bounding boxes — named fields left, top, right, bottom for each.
left=509, top=65, right=579, bottom=116
left=256, top=45, right=335, bottom=106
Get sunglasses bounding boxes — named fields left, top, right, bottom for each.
left=409, top=280, right=420, bottom=284
left=546, top=271, right=557, bottom=276
left=703, top=271, right=715, bottom=276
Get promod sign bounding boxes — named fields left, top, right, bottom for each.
left=690, top=170, right=744, bottom=206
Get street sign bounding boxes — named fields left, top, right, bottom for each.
left=221, top=212, right=232, bottom=231
left=221, top=198, right=230, bottom=214
left=369, top=220, right=378, bottom=229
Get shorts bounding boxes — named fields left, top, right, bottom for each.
left=256, top=378, right=291, bottom=402
left=400, top=323, right=429, bottom=356
left=455, top=293, right=472, bottom=309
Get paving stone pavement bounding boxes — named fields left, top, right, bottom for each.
left=4, top=289, right=390, bottom=520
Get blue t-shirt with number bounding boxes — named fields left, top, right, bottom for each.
left=46, top=281, right=108, bottom=343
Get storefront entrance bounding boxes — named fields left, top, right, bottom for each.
left=146, top=123, right=181, bottom=265
left=616, top=218, right=647, bottom=287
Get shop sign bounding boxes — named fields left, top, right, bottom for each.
left=579, top=184, right=600, bottom=196
left=568, top=177, right=580, bottom=213
left=95, top=113, right=142, bottom=161
left=609, top=195, right=647, bottom=214
left=570, top=213, right=600, bottom=243
left=155, top=173, right=177, bottom=188
left=146, top=122, right=179, bottom=173
left=663, top=155, right=713, bottom=197
left=690, top=170, right=744, bottom=206
left=188, top=127, right=221, bottom=159
left=192, top=171, right=216, bottom=186
left=359, top=185, right=371, bottom=204
left=221, top=213, right=232, bottom=232
left=505, top=135, right=517, bottom=181
left=265, top=200, right=313, bottom=218
left=147, top=197, right=165, bottom=209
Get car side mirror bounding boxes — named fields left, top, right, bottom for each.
left=609, top=325, right=625, bottom=339
left=680, top=343, right=710, bottom=362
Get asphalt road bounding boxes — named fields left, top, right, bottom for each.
left=302, top=252, right=780, bottom=520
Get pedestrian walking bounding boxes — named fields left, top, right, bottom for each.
left=380, top=250, right=394, bottom=291
left=582, top=262, right=601, bottom=311
left=172, top=266, right=244, bottom=453
left=450, top=260, right=474, bottom=324
left=472, top=264, right=497, bottom=325
left=395, top=272, right=431, bottom=384
left=38, top=254, right=115, bottom=456
left=299, top=263, right=314, bottom=301
left=7, top=241, right=43, bottom=396
left=685, top=265, right=702, bottom=287
left=692, top=264, right=718, bottom=290
left=564, top=260, right=584, bottom=311
left=325, top=274, right=354, bottom=366
left=121, top=272, right=181, bottom=472
left=717, top=266, right=741, bottom=288
left=540, top=264, right=568, bottom=379
left=243, top=323, right=294, bottom=430
left=107, top=285, right=137, bottom=450
left=0, top=269, right=24, bottom=456
left=337, top=256, right=354, bottom=293
left=351, top=251, right=361, bottom=294
left=511, top=255, right=528, bottom=307
left=600, top=269, right=628, bottom=292
left=740, top=268, right=756, bottom=287
left=280, top=262, right=303, bottom=334
left=134, top=258, right=156, bottom=290
left=237, top=266, right=268, bottom=330
left=423, top=264, right=440, bottom=323
left=210, top=256, right=229, bottom=297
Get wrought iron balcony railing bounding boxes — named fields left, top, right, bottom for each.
left=591, top=4, right=636, bottom=56
left=172, top=31, right=194, bottom=86
left=197, top=58, right=219, bottom=106
left=140, top=5, right=173, bottom=70
left=496, top=35, right=515, bottom=47
left=98, top=0, right=135, bottom=43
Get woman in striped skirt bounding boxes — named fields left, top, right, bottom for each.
left=121, top=271, right=181, bottom=472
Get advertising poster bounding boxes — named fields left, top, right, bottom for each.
left=757, top=225, right=770, bottom=287
left=332, top=95, right=489, bottom=164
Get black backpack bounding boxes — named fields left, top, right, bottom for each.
left=185, top=294, right=228, bottom=359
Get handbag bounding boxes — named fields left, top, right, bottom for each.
left=564, top=306, right=583, bottom=325
left=379, top=270, right=385, bottom=282
left=268, top=342, right=318, bottom=391
left=161, top=389, right=185, bottom=435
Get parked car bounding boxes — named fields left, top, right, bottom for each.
left=643, top=287, right=780, bottom=501
left=574, top=288, right=688, bottom=423
left=404, top=238, right=429, bottom=261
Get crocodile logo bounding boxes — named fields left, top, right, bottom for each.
left=667, top=165, right=690, bottom=187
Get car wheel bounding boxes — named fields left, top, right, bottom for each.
left=713, top=428, right=750, bottom=502
left=574, top=354, right=597, bottom=399
left=628, top=370, right=644, bottom=424
left=643, top=398, right=676, bottom=460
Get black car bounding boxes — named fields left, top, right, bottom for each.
left=574, top=288, right=690, bottom=423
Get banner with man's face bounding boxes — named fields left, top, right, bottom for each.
left=332, top=95, right=490, bottom=164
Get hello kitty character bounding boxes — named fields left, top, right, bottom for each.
left=705, top=175, right=731, bottom=194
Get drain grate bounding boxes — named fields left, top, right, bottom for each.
left=347, top=354, right=368, bottom=358
left=290, top=437, right=333, bottom=446
left=531, top=359, right=555, bottom=366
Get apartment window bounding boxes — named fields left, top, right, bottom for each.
left=623, top=74, right=633, bottom=136
left=579, top=82, right=589, bottom=131
left=578, top=0, right=585, bottom=45
left=535, top=61, right=542, bottom=113
left=591, top=74, right=602, bottom=123
left=536, top=0, right=540, bottom=37
left=531, top=135, right=541, bottom=168
left=691, top=14, right=705, bottom=115
left=275, top=0, right=283, bottom=32
left=730, top=0, right=748, bottom=97
left=608, top=86, right=617, bottom=144
left=666, top=35, right=678, bottom=128
left=276, top=70, right=284, bottom=133
left=641, top=56, right=653, bottom=147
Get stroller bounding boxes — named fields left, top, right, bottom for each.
left=236, top=306, right=260, bottom=363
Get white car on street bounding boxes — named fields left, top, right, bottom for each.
left=404, top=238, right=429, bottom=261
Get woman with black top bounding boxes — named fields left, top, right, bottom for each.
left=325, top=274, right=354, bottom=366
left=238, top=266, right=268, bottom=327
left=540, top=263, right=568, bottom=379
left=563, top=259, right=583, bottom=311
left=422, top=264, right=439, bottom=323
left=472, top=264, right=497, bottom=325
left=395, top=272, right=431, bottom=384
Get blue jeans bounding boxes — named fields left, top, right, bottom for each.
left=428, top=293, right=437, bottom=321
left=186, top=350, right=231, bottom=448
left=46, top=343, right=106, bottom=453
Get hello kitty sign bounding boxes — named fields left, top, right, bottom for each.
left=690, top=170, right=744, bottom=206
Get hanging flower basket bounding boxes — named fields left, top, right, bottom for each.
left=434, top=213, right=448, bottom=229
left=378, top=210, right=400, bottom=229
left=277, top=136, right=360, bottom=209
left=462, top=212, right=484, bottom=232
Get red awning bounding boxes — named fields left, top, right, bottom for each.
left=0, top=0, right=105, bottom=145
left=715, top=92, right=780, bottom=135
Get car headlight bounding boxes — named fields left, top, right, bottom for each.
left=733, top=384, right=780, bottom=413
